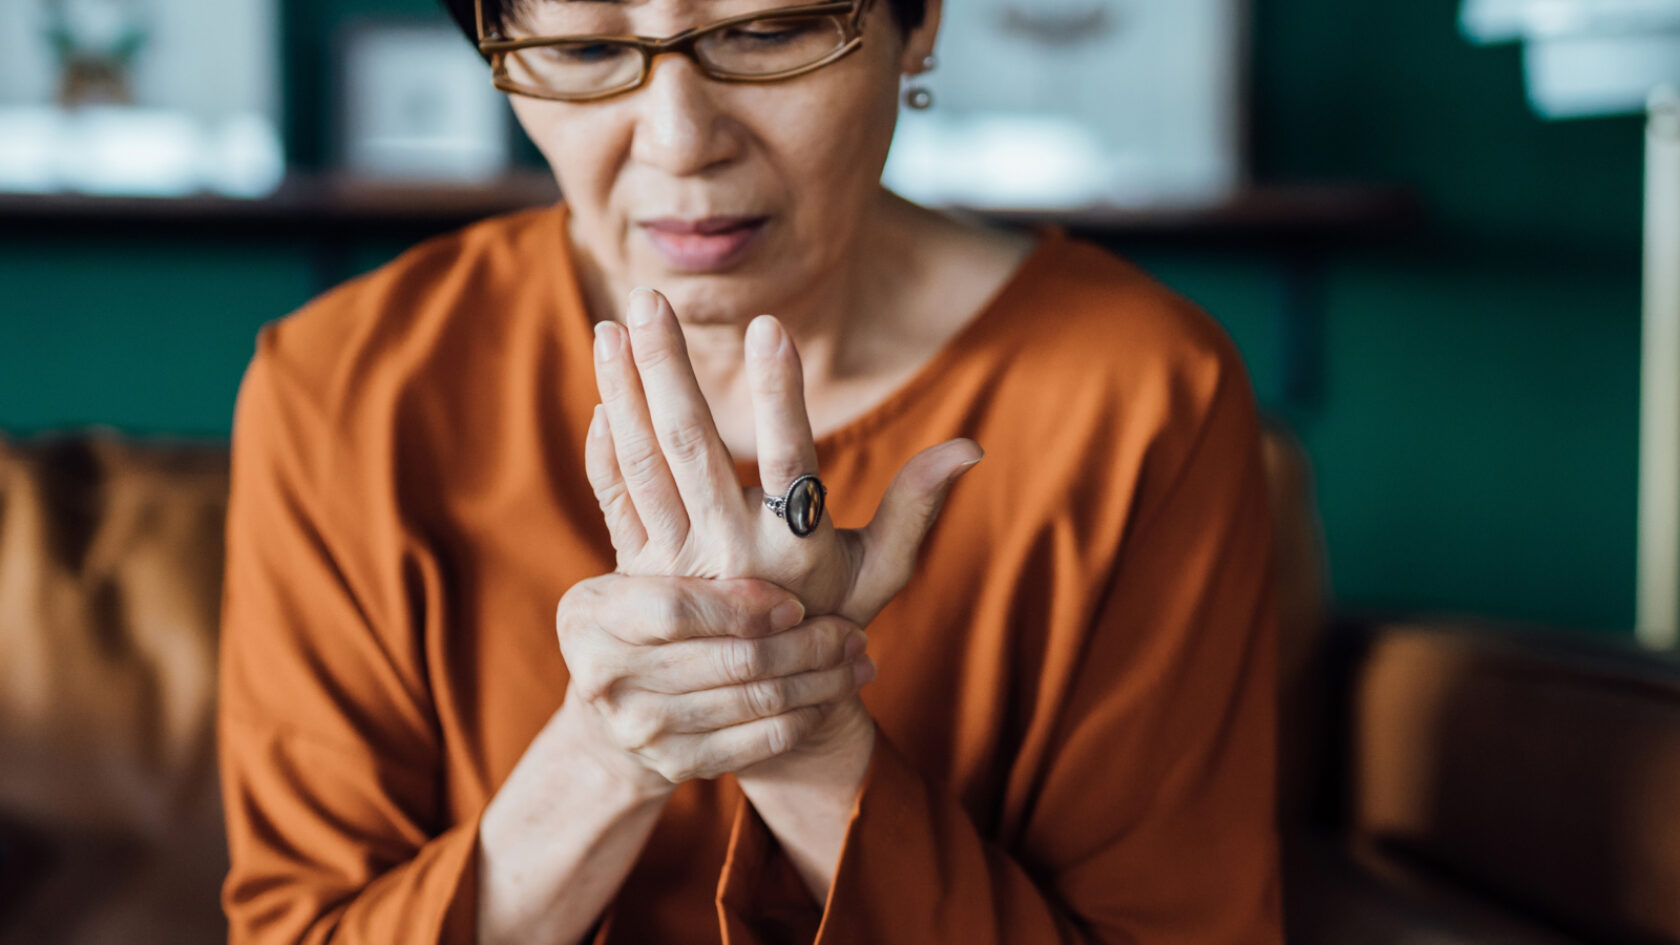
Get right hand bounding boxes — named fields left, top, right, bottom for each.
left=554, top=572, right=875, bottom=799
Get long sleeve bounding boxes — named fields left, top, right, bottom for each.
left=217, top=339, right=482, bottom=944
left=717, top=351, right=1283, bottom=945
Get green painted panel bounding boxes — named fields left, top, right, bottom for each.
left=0, top=239, right=316, bottom=436
left=1299, top=249, right=1640, bottom=631
left=1252, top=0, right=1644, bottom=254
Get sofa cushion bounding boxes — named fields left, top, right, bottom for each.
left=0, top=435, right=229, bottom=945
left=1284, top=832, right=1580, bottom=945
left=1349, top=623, right=1680, bottom=945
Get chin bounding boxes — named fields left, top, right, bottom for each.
left=651, top=278, right=784, bottom=328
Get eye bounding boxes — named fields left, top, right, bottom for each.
left=548, top=42, right=629, bottom=63
left=726, top=19, right=823, bottom=44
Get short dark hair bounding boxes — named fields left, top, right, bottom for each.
left=439, top=0, right=928, bottom=48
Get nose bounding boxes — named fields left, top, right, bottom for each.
left=629, top=54, right=741, bottom=177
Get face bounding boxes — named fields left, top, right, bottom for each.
left=504, top=0, right=940, bottom=326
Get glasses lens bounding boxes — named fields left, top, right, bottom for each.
left=694, top=14, right=848, bottom=78
left=503, top=41, right=644, bottom=97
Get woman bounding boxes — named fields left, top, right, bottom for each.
left=217, top=0, right=1283, bottom=941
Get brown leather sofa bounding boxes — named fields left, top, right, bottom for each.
left=2, top=429, right=1677, bottom=944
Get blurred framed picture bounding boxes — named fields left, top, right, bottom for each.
left=884, top=0, right=1248, bottom=209
left=0, top=0, right=284, bottom=196
left=337, top=21, right=511, bottom=184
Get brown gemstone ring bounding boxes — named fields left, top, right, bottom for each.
left=764, top=474, right=828, bottom=538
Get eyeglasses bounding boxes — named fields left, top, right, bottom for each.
left=474, top=0, right=873, bottom=103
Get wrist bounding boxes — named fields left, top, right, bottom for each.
left=733, top=703, right=876, bottom=904
left=554, top=692, right=676, bottom=807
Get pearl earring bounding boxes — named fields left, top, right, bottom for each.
left=903, top=54, right=938, bottom=110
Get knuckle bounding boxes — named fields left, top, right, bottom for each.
left=763, top=715, right=800, bottom=756
left=660, top=421, right=711, bottom=466
left=617, top=706, right=664, bottom=751
left=719, top=639, right=762, bottom=684
left=570, top=667, right=613, bottom=707
left=634, top=337, right=679, bottom=371
left=762, top=458, right=809, bottom=491
left=654, top=757, right=689, bottom=784
left=800, top=622, right=842, bottom=669
left=743, top=679, right=783, bottom=718
left=617, top=436, right=668, bottom=484
left=590, top=472, right=631, bottom=508
left=555, top=581, right=597, bottom=637
left=647, top=589, right=688, bottom=636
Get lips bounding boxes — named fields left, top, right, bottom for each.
left=639, top=216, right=768, bottom=272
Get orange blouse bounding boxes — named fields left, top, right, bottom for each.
left=218, top=204, right=1282, bottom=944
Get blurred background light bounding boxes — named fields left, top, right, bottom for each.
left=0, top=0, right=284, bottom=198
left=1461, top=0, right=1680, bottom=118
left=883, top=0, right=1245, bottom=209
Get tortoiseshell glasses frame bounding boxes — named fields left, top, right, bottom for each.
left=473, top=0, right=875, bottom=103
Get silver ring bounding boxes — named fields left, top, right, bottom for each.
left=764, top=474, right=828, bottom=538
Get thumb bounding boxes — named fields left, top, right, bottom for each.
left=849, top=439, right=984, bottom=621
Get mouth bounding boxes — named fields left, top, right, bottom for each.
left=638, top=216, right=769, bottom=273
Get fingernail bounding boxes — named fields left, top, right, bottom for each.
left=843, top=629, right=868, bottom=660
left=746, top=316, right=782, bottom=359
left=770, top=599, right=805, bottom=631
left=628, top=288, right=658, bottom=327
left=852, top=656, right=878, bottom=686
left=946, top=454, right=984, bottom=486
left=594, top=322, right=620, bottom=362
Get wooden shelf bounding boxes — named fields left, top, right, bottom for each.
left=976, top=184, right=1425, bottom=246
left=0, top=173, right=1422, bottom=246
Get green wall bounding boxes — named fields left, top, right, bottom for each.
left=0, top=0, right=1646, bottom=634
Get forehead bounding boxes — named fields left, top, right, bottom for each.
left=521, top=0, right=786, bottom=11
left=510, top=0, right=811, bottom=31
left=514, top=0, right=790, bottom=19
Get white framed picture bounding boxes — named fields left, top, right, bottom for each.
left=884, top=0, right=1248, bottom=209
left=337, top=22, right=512, bottom=184
left=0, top=0, right=284, bottom=196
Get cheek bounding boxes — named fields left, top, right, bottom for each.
left=753, top=68, right=902, bottom=244
left=782, top=91, right=896, bottom=182
left=509, top=97, right=624, bottom=212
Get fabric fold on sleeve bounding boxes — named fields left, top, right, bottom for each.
left=220, top=339, right=484, bottom=944
left=816, top=728, right=1088, bottom=944
left=716, top=788, right=824, bottom=945
left=220, top=713, right=485, bottom=944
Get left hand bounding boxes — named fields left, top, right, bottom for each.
left=586, top=288, right=983, bottom=758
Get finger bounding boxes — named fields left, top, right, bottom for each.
left=623, top=288, right=743, bottom=526
left=678, top=704, right=830, bottom=779
left=655, top=656, right=871, bottom=733
left=854, top=439, right=984, bottom=618
left=580, top=574, right=805, bottom=646
left=745, top=315, right=821, bottom=497
left=595, top=316, right=690, bottom=548
left=633, top=616, right=863, bottom=693
left=584, top=403, right=648, bottom=558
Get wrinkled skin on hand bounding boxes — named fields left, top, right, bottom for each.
left=581, top=287, right=982, bottom=765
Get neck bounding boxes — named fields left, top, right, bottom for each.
left=571, top=188, right=931, bottom=394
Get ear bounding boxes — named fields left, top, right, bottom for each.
left=898, top=0, right=943, bottom=74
